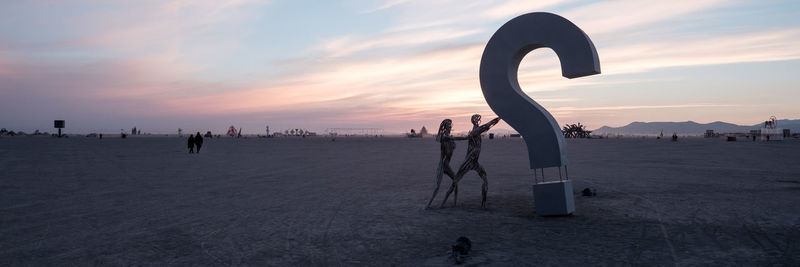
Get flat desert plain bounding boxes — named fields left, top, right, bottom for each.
left=1, top=136, right=798, bottom=265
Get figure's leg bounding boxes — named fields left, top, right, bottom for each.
left=454, top=183, right=458, bottom=206
left=443, top=164, right=459, bottom=206
left=477, top=164, right=489, bottom=209
left=440, top=182, right=456, bottom=208
left=440, top=163, right=469, bottom=208
left=443, top=165, right=456, bottom=179
left=426, top=159, right=446, bottom=209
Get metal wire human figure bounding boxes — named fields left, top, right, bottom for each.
left=426, top=119, right=466, bottom=209
left=440, top=114, right=501, bottom=209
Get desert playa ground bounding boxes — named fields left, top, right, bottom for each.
left=1, top=136, right=798, bottom=265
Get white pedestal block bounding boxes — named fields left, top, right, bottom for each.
left=533, top=180, right=575, bottom=216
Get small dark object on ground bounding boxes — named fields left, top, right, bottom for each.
left=452, top=236, right=472, bottom=264
left=582, top=188, right=596, bottom=197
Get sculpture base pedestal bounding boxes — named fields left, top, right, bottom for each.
left=533, top=180, right=574, bottom=216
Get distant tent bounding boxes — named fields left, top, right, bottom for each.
left=419, top=126, right=428, bottom=137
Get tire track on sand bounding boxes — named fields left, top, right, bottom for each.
left=582, top=178, right=678, bottom=266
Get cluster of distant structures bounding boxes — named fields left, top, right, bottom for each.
left=115, top=126, right=146, bottom=138
left=407, top=126, right=428, bottom=138
left=0, top=120, right=357, bottom=140
left=273, top=128, right=317, bottom=137
left=324, top=128, right=383, bottom=137
left=0, top=120, right=64, bottom=137
left=0, top=119, right=588, bottom=140
left=184, top=125, right=321, bottom=139
left=705, top=116, right=792, bottom=142
left=5, top=116, right=795, bottom=142
left=0, top=128, right=53, bottom=137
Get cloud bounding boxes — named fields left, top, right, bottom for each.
left=564, top=0, right=727, bottom=36
left=318, top=28, right=483, bottom=57
left=597, top=28, right=800, bottom=75
left=361, top=0, right=411, bottom=13
left=482, top=0, right=577, bottom=19
left=551, top=103, right=736, bottom=112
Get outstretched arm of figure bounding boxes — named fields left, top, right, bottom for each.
left=479, top=117, right=501, bottom=133
left=441, top=135, right=467, bottom=141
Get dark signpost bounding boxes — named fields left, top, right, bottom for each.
left=54, top=120, right=65, bottom=137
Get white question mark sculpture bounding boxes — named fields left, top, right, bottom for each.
left=480, top=12, right=600, bottom=169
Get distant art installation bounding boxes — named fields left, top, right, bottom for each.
left=227, top=126, right=238, bottom=137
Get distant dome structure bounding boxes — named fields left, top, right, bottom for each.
left=227, top=126, right=238, bottom=137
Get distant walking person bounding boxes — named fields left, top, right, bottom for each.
left=440, top=114, right=501, bottom=209
left=188, top=134, right=195, bottom=153
left=195, top=132, right=204, bottom=153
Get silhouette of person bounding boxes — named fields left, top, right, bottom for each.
left=441, top=114, right=501, bottom=209
left=426, top=119, right=466, bottom=209
left=188, top=134, right=195, bottom=153
left=195, top=132, right=204, bottom=153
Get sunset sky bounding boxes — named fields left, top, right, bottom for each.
left=1, top=0, right=799, bottom=134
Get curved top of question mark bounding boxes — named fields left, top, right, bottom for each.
left=479, top=12, right=600, bottom=169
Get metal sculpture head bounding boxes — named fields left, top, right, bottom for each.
left=437, top=119, right=453, bottom=142
left=471, top=114, right=481, bottom=126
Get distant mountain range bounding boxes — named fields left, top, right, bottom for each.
left=592, top=119, right=800, bottom=136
